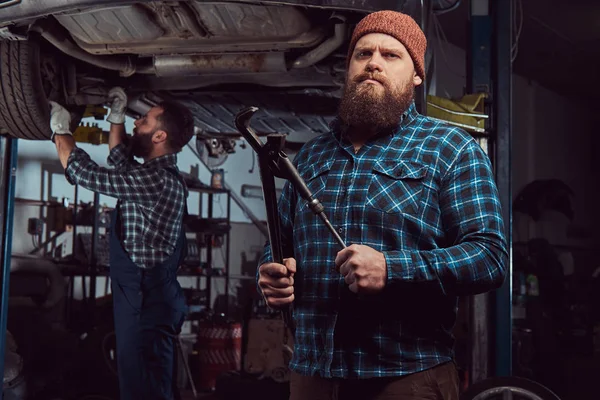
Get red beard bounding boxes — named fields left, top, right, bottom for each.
left=338, top=72, right=415, bottom=135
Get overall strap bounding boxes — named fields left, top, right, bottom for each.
left=163, top=166, right=189, bottom=217
left=163, top=166, right=189, bottom=264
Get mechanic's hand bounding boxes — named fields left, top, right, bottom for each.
left=335, top=244, right=387, bottom=294
left=49, top=101, right=72, bottom=142
left=106, top=86, right=127, bottom=124
left=258, top=258, right=296, bottom=308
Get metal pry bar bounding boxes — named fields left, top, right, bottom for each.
left=234, top=106, right=346, bottom=249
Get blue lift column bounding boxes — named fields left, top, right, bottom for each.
left=491, top=0, right=513, bottom=378
left=467, top=0, right=513, bottom=382
left=0, top=136, right=18, bottom=400
left=467, top=0, right=493, bottom=383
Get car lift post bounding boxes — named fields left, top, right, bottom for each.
left=467, top=0, right=513, bottom=383
left=0, top=136, right=18, bottom=400
left=467, top=0, right=493, bottom=384
left=491, top=0, right=513, bottom=379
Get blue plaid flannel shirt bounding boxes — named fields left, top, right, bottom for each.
left=258, top=102, right=508, bottom=379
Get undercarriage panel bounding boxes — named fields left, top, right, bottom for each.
left=54, top=2, right=320, bottom=55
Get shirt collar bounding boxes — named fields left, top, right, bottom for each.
left=144, top=152, right=178, bottom=169
left=402, top=101, right=419, bottom=126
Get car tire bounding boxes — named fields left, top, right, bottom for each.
left=0, top=40, right=81, bottom=140
left=460, top=376, right=561, bottom=400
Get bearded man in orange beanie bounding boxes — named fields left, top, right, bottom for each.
left=256, top=10, right=508, bottom=400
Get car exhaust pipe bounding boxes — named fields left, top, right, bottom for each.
left=29, top=20, right=144, bottom=77
left=31, top=15, right=342, bottom=78
left=31, top=20, right=288, bottom=77
left=139, top=53, right=288, bottom=77
left=291, top=15, right=347, bottom=69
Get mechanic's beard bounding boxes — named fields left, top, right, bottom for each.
left=130, top=131, right=154, bottom=159
left=338, top=73, right=415, bottom=135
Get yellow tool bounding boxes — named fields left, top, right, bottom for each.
left=73, top=123, right=108, bottom=145
left=82, top=105, right=108, bottom=120
left=73, top=105, right=109, bottom=144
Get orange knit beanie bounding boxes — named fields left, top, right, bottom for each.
left=347, top=10, right=427, bottom=80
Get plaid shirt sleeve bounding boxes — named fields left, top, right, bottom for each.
left=65, top=147, right=164, bottom=204
left=384, top=140, right=508, bottom=296
left=106, top=143, right=133, bottom=169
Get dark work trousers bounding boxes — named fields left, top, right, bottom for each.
left=289, top=361, right=460, bottom=400
left=109, top=207, right=188, bottom=400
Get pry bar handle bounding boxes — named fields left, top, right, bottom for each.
left=235, top=106, right=346, bottom=249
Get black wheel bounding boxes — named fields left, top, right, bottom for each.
left=3, top=373, right=28, bottom=400
left=461, top=377, right=561, bottom=400
left=57, top=323, right=119, bottom=400
left=0, top=40, right=81, bottom=140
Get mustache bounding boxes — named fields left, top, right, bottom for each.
left=352, top=72, right=390, bottom=87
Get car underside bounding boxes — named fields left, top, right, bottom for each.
left=0, top=0, right=446, bottom=140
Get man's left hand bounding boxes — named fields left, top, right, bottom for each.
left=335, top=244, right=387, bottom=294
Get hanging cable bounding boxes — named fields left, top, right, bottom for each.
left=512, top=0, right=523, bottom=63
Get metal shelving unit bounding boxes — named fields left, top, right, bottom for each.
left=54, top=180, right=233, bottom=327
left=183, top=183, right=232, bottom=314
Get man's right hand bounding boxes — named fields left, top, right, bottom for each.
left=106, top=87, right=128, bottom=125
left=49, top=101, right=72, bottom=143
left=258, top=258, right=296, bottom=308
